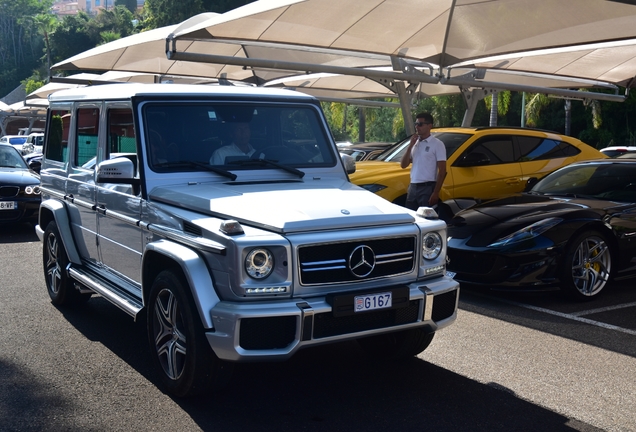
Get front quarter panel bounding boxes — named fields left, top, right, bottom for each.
left=38, top=198, right=82, bottom=264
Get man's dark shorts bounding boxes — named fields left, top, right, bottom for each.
left=405, top=181, right=436, bottom=211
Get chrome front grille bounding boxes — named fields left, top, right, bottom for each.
left=298, top=236, right=416, bottom=285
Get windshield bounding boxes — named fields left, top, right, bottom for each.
left=9, top=137, right=27, bottom=145
left=532, top=162, right=636, bottom=202
left=374, top=132, right=471, bottom=162
left=0, top=146, right=28, bottom=168
left=143, top=102, right=336, bottom=173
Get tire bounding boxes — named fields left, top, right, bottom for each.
left=42, top=221, right=90, bottom=305
left=561, top=230, right=612, bottom=301
left=358, top=328, right=435, bottom=360
left=147, top=270, right=232, bottom=397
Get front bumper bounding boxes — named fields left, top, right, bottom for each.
left=447, top=241, right=564, bottom=288
left=0, top=198, right=40, bottom=223
left=206, top=276, right=459, bottom=361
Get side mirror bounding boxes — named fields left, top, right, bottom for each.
left=28, top=159, right=42, bottom=174
left=341, top=153, right=356, bottom=174
left=96, top=157, right=135, bottom=182
left=97, top=157, right=140, bottom=195
left=454, top=152, right=490, bottom=167
left=524, top=177, right=539, bottom=192
left=439, top=198, right=480, bottom=222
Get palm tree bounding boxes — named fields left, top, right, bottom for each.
left=99, top=31, right=121, bottom=45
left=484, top=90, right=511, bottom=126
left=524, top=93, right=552, bottom=128
left=524, top=93, right=599, bottom=136
left=32, top=14, right=59, bottom=81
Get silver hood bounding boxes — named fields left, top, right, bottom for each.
left=149, top=179, right=415, bottom=233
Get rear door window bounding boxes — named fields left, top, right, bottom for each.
left=517, top=136, right=581, bottom=161
left=75, top=107, right=100, bottom=167
left=455, top=135, right=516, bottom=166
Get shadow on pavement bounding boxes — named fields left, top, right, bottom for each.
left=458, top=284, right=636, bottom=359
left=0, top=222, right=38, bottom=244
left=53, top=297, right=601, bottom=432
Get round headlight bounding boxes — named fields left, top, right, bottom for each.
left=25, top=185, right=41, bottom=195
left=422, top=232, right=442, bottom=260
left=245, top=248, right=274, bottom=279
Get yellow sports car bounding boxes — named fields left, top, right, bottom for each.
left=350, top=127, right=607, bottom=206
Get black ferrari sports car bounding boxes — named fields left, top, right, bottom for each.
left=446, top=159, right=636, bottom=300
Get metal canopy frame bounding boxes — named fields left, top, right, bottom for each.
left=167, top=41, right=628, bottom=133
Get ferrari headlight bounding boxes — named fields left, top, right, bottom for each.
left=245, top=248, right=274, bottom=279
left=422, top=232, right=442, bottom=260
left=488, top=217, right=563, bottom=248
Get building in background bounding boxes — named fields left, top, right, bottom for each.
left=52, top=0, right=145, bottom=16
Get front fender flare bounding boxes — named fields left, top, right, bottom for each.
left=144, top=240, right=220, bottom=330
left=38, top=199, right=82, bottom=264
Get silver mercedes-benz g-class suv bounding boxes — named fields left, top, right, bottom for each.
left=36, top=83, right=459, bottom=397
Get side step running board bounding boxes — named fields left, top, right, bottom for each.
left=68, top=266, right=144, bottom=318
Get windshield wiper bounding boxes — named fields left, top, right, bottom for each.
left=227, top=158, right=305, bottom=178
left=154, top=161, right=237, bottom=180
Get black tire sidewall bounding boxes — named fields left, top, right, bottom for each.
left=43, top=221, right=71, bottom=305
left=146, top=269, right=219, bottom=397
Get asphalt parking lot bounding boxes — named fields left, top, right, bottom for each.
left=1, top=222, right=635, bottom=431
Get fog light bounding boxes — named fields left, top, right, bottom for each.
left=425, top=265, right=445, bottom=275
left=245, top=286, right=288, bottom=295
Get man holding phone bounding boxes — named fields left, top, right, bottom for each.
left=400, top=112, right=447, bottom=211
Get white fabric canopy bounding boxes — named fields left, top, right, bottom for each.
left=169, top=0, right=636, bottom=87
left=49, top=0, right=636, bottom=129
left=53, top=1, right=636, bottom=96
left=456, top=39, right=636, bottom=88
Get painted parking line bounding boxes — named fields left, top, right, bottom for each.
left=495, top=298, right=636, bottom=336
left=568, top=301, right=636, bottom=317
left=519, top=303, right=636, bottom=336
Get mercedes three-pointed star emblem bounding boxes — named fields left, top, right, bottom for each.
left=348, top=245, right=376, bottom=278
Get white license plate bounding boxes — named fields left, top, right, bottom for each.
left=0, top=201, right=16, bottom=210
left=446, top=271, right=456, bottom=278
left=354, top=292, right=392, bottom=312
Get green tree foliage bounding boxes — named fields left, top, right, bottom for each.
left=144, top=0, right=205, bottom=27
left=22, top=76, right=45, bottom=95
left=99, top=31, right=121, bottom=45
left=48, top=7, right=134, bottom=67
left=115, top=0, right=139, bottom=14
left=48, top=13, right=94, bottom=66
left=86, top=6, right=134, bottom=41
left=201, top=0, right=254, bottom=13
left=143, top=0, right=253, bottom=28
left=31, top=13, right=59, bottom=75
left=0, top=0, right=52, bottom=95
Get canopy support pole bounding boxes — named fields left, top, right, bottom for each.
left=395, top=82, right=417, bottom=135
left=460, top=87, right=492, bottom=127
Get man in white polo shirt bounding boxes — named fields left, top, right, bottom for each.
left=400, top=112, right=447, bottom=211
